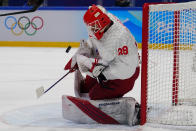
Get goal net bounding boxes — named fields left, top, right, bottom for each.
left=141, top=1, right=196, bottom=126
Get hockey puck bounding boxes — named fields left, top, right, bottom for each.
left=66, top=46, right=71, bottom=53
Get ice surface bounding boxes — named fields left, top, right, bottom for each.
left=0, top=47, right=190, bottom=131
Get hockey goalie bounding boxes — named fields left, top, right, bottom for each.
left=62, top=4, right=140, bottom=126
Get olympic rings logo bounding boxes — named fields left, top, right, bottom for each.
left=4, top=16, right=44, bottom=36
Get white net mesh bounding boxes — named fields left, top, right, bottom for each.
left=146, top=1, right=196, bottom=125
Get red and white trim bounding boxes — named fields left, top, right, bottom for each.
left=90, top=58, right=99, bottom=73
left=67, top=96, right=120, bottom=124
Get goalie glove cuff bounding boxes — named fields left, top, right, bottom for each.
left=98, top=73, right=107, bottom=82
left=97, top=73, right=114, bottom=90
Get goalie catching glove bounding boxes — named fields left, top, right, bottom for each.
left=64, top=39, right=92, bottom=72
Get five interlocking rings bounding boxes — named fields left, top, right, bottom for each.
left=4, top=16, right=44, bottom=36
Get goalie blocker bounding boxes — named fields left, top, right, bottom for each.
left=62, top=95, right=140, bottom=126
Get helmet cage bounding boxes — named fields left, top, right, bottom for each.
left=83, top=5, right=111, bottom=40
left=87, top=20, right=102, bottom=34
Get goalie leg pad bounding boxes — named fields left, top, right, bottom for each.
left=74, top=70, right=83, bottom=98
left=62, top=95, right=140, bottom=126
left=74, top=70, right=90, bottom=99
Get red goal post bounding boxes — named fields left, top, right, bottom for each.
left=141, top=1, right=196, bottom=126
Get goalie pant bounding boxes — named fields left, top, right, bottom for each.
left=62, top=95, right=140, bottom=126
left=80, top=66, right=140, bottom=100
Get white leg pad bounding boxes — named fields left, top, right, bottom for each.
left=62, top=95, right=140, bottom=126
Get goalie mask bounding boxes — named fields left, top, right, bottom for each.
left=83, top=5, right=111, bottom=40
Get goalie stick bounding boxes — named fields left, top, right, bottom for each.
left=0, top=0, right=44, bottom=17
left=36, top=45, right=73, bottom=98
left=36, top=69, right=73, bottom=98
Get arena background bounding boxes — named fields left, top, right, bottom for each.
left=0, top=7, right=142, bottom=48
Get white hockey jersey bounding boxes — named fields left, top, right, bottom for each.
left=87, top=13, right=139, bottom=80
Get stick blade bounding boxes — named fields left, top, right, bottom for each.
left=36, top=86, right=44, bottom=98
